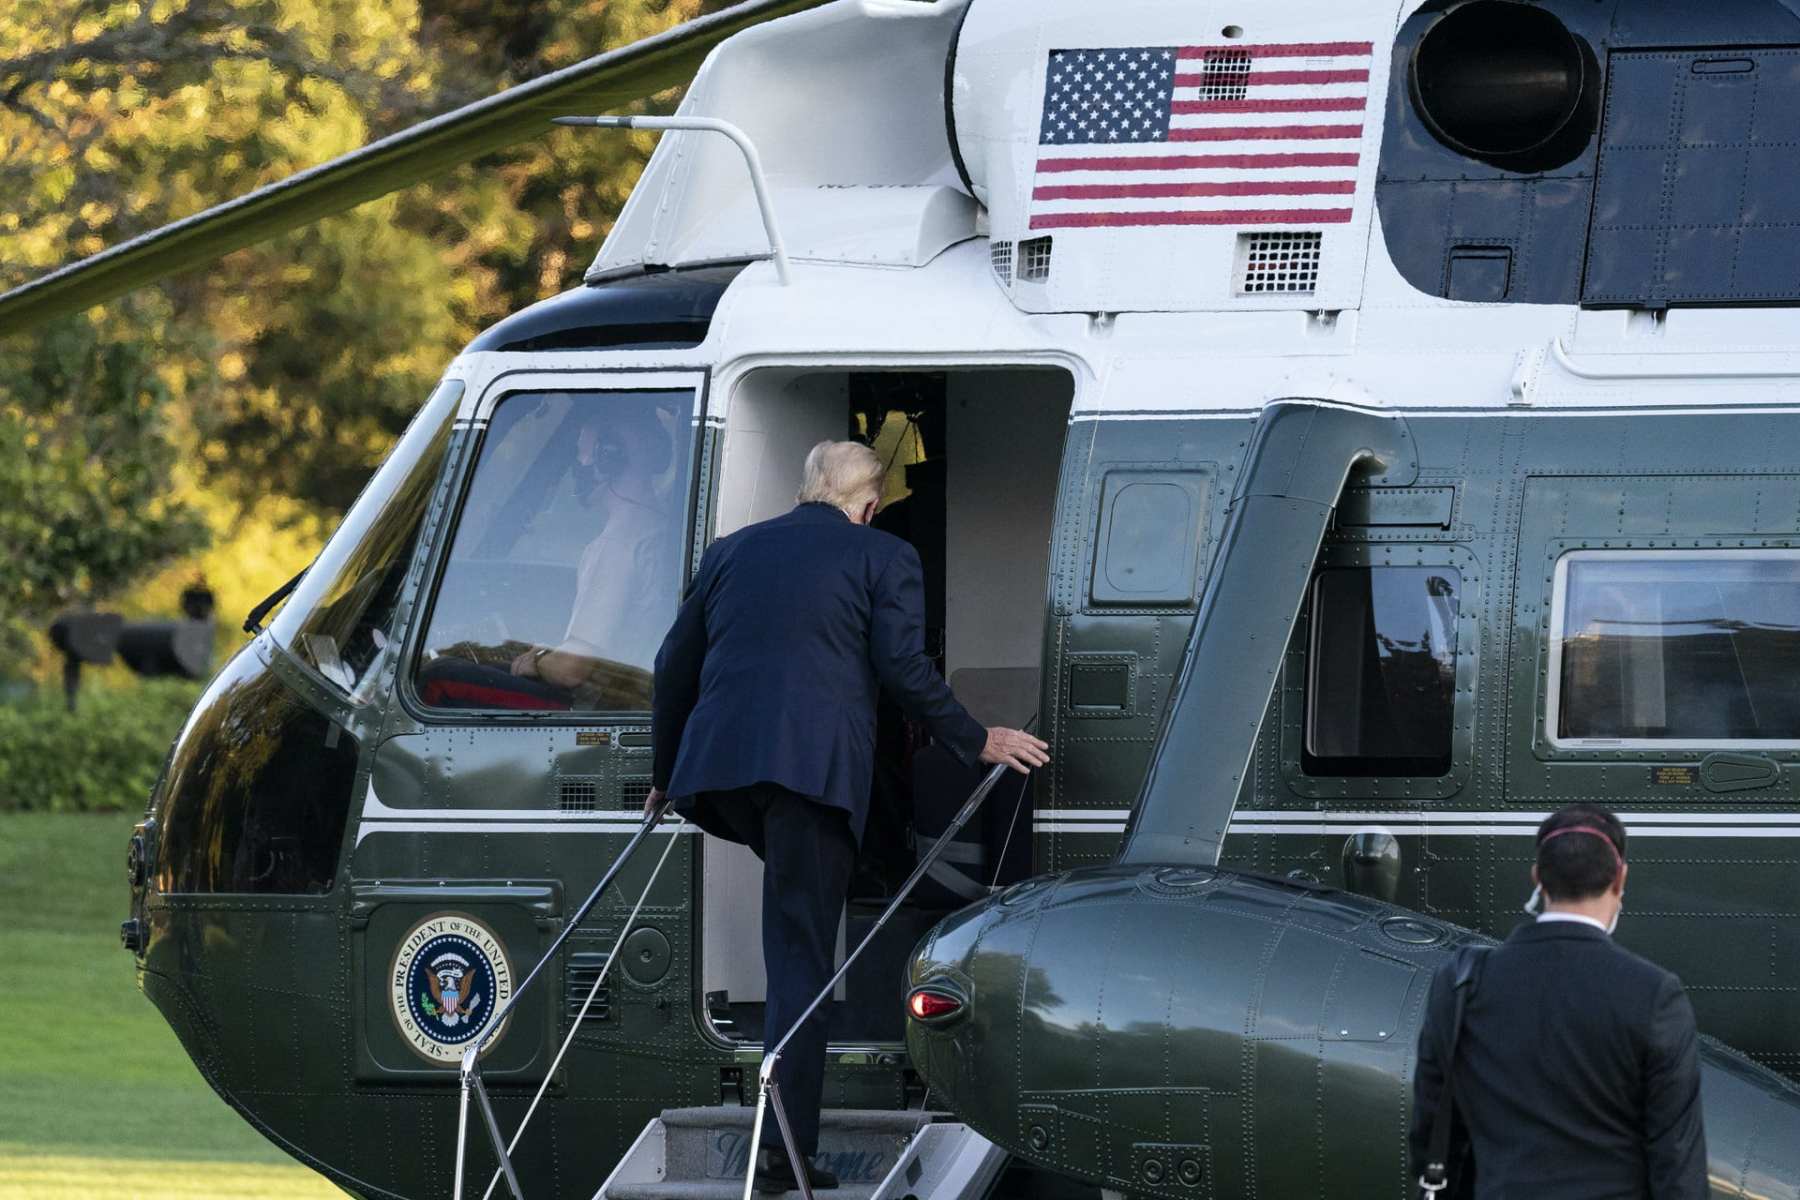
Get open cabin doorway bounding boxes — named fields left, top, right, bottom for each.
left=697, top=365, right=1074, bottom=1048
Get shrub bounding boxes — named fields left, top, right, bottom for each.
left=0, top=679, right=203, bottom=812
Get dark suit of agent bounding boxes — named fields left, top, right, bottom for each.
left=648, top=441, right=1048, bottom=1194
left=1411, top=804, right=1707, bottom=1200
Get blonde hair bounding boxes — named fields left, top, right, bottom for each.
left=796, top=440, right=884, bottom=511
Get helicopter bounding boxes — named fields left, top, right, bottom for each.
left=14, top=0, right=1800, bottom=1196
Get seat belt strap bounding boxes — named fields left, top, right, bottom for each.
left=1420, top=946, right=1486, bottom=1198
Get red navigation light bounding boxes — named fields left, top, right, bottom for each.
left=907, top=988, right=963, bottom=1022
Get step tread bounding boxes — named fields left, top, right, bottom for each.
left=657, top=1108, right=947, bottom=1135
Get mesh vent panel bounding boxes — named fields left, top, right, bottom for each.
left=1197, top=48, right=1253, bottom=101
left=618, top=776, right=652, bottom=812
left=1018, top=236, right=1054, bottom=282
left=1237, top=231, right=1323, bottom=295
left=991, top=240, right=1014, bottom=284
left=559, top=778, right=599, bottom=812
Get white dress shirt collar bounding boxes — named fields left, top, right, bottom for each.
left=1537, top=911, right=1610, bottom=935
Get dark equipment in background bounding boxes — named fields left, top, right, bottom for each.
left=48, top=583, right=217, bottom=710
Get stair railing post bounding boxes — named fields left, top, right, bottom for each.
left=764, top=1068, right=816, bottom=1200
left=477, top=816, right=688, bottom=1200
left=455, top=1050, right=476, bottom=1200
left=475, top=1072, right=526, bottom=1200
left=450, top=796, right=677, bottom=1200
left=741, top=1062, right=775, bottom=1200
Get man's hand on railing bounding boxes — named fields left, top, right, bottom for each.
left=979, top=727, right=1050, bottom=774
left=645, top=786, right=665, bottom=818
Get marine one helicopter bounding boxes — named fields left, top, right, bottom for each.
left=17, top=0, right=1800, bottom=1196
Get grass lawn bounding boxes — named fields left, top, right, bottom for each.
left=0, top=812, right=338, bottom=1198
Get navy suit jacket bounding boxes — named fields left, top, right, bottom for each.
left=652, top=502, right=987, bottom=843
left=1411, top=920, right=1707, bottom=1200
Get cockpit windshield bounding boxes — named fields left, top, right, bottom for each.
left=269, top=378, right=463, bottom=699
left=413, top=388, right=695, bottom=713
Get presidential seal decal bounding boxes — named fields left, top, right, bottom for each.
left=389, top=914, right=514, bottom=1064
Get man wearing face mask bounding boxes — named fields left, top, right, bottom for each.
left=1410, top=804, right=1706, bottom=1200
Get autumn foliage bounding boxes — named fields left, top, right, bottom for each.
left=0, top=0, right=713, bottom=675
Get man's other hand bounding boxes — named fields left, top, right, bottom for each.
left=645, top=786, right=665, bottom=819
left=980, top=728, right=1050, bottom=774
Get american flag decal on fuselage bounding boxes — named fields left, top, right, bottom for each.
left=1032, top=41, right=1374, bottom=231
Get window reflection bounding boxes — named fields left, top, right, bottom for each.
left=415, top=389, right=693, bottom=712
left=1305, top=567, right=1460, bottom=777
left=269, top=379, right=463, bottom=699
left=156, top=648, right=359, bottom=894
left=1557, top=554, right=1800, bottom=741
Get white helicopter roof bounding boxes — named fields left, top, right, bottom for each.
left=594, top=0, right=1388, bottom=313
left=579, top=0, right=1800, bottom=415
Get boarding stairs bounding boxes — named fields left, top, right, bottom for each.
left=594, top=1108, right=1006, bottom=1200
left=453, top=749, right=1029, bottom=1200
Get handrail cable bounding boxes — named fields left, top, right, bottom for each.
left=453, top=797, right=680, bottom=1200
left=477, top=816, right=688, bottom=1200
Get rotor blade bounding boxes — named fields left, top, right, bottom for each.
left=0, top=0, right=828, bottom=338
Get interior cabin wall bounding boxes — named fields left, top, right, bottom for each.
left=944, top=372, right=1072, bottom=729
left=704, top=370, right=847, bottom=1005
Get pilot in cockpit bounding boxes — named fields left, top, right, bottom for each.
left=505, top=406, right=679, bottom=704
left=415, top=394, right=682, bottom=712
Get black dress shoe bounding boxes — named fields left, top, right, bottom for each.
left=754, top=1150, right=839, bottom=1194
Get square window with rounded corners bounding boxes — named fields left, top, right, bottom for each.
left=412, top=386, right=697, bottom=714
left=1547, top=549, right=1800, bottom=749
left=1304, top=566, right=1461, bottom=777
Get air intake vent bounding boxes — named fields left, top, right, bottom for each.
left=618, top=776, right=652, bottom=812
left=1198, top=47, right=1253, bottom=101
left=566, top=951, right=613, bottom=1022
left=559, top=777, right=599, bottom=812
left=1236, top=231, right=1322, bottom=295
left=1018, top=236, right=1054, bottom=282
left=990, top=240, right=1014, bottom=284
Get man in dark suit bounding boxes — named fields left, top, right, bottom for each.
left=648, top=440, right=1048, bottom=1193
left=1410, top=804, right=1707, bottom=1199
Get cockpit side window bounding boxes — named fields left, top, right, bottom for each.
left=270, top=379, right=463, bottom=699
left=413, top=388, right=695, bottom=713
left=1303, top=566, right=1461, bottom=777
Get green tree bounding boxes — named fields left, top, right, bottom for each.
left=0, top=296, right=208, bottom=672
left=0, top=0, right=717, bottom=669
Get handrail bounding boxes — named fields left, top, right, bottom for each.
left=454, top=797, right=681, bottom=1200
left=553, top=114, right=793, bottom=285
left=744, top=746, right=1030, bottom=1200
left=1549, top=335, right=1800, bottom=382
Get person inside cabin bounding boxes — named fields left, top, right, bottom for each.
left=1411, top=803, right=1707, bottom=1200
left=505, top=407, right=678, bottom=703
left=415, top=399, right=681, bottom=711
left=646, top=440, right=1049, bottom=1194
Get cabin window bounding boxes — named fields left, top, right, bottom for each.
left=270, top=378, right=463, bottom=700
left=414, top=388, right=695, bottom=713
left=1549, top=550, right=1800, bottom=745
left=1304, top=567, right=1460, bottom=776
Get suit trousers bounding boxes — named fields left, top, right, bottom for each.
left=695, top=783, right=856, bottom=1158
